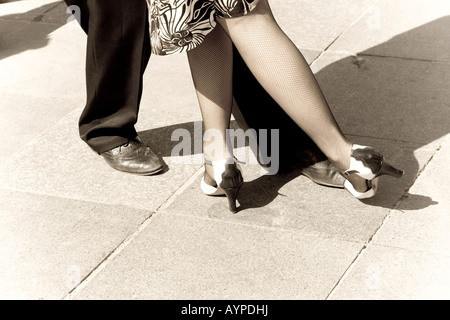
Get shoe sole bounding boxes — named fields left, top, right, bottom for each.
left=111, top=165, right=164, bottom=176
left=300, top=172, right=345, bottom=189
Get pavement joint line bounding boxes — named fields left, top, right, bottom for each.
left=356, top=52, right=450, bottom=65
left=310, top=0, right=380, bottom=67
left=63, top=211, right=158, bottom=300
left=2, top=135, right=433, bottom=299
left=344, top=133, right=425, bottom=147
left=0, top=86, right=86, bottom=103
left=326, top=204, right=404, bottom=299
left=0, top=16, right=65, bottom=27
left=0, top=90, right=78, bottom=102
left=327, top=234, right=450, bottom=300
left=166, top=203, right=364, bottom=246
left=32, top=1, right=64, bottom=22
left=62, top=164, right=204, bottom=299
left=358, top=237, right=450, bottom=259
left=393, top=135, right=447, bottom=212
left=325, top=242, right=368, bottom=300
left=322, top=49, right=450, bottom=65
left=157, top=165, right=205, bottom=212
left=0, top=185, right=158, bottom=213
left=0, top=108, right=81, bottom=171
left=326, top=202, right=410, bottom=299
left=0, top=2, right=64, bottom=21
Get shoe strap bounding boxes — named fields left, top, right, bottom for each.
left=203, top=156, right=245, bottom=165
left=344, top=180, right=376, bottom=199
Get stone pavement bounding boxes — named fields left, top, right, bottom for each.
left=1, top=0, right=449, bottom=300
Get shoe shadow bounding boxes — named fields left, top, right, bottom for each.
left=236, top=170, right=303, bottom=211
left=393, top=193, right=439, bottom=211
left=138, top=121, right=197, bottom=174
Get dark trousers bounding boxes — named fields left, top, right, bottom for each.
left=65, top=0, right=323, bottom=168
left=65, top=0, right=150, bottom=153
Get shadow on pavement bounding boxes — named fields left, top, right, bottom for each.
left=7, top=2, right=443, bottom=212
left=0, top=1, right=65, bottom=61
left=139, top=17, right=450, bottom=212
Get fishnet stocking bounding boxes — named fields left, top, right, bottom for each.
left=217, top=0, right=353, bottom=169
left=187, top=25, right=234, bottom=181
left=189, top=0, right=367, bottom=191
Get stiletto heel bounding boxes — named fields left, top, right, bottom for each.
left=342, top=144, right=404, bottom=199
left=200, top=158, right=244, bottom=213
left=379, top=161, right=404, bottom=178
left=223, top=187, right=241, bottom=213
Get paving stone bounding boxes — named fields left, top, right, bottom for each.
left=40, top=1, right=71, bottom=25
left=1, top=0, right=448, bottom=302
left=312, top=52, right=450, bottom=146
left=0, top=93, right=77, bottom=166
left=70, top=213, right=363, bottom=300
left=271, top=0, right=377, bottom=51
left=329, top=244, right=450, bottom=300
left=0, top=18, right=86, bottom=102
left=0, top=0, right=62, bottom=21
left=0, top=188, right=152, bottom=299
left=328, top=0, right=450, bottom=62
left=0, top=108, right=202, bottom=212
left=141, top=53, right=200, bottom=117
left=0, top=18, right=28, bottom=40
left=156, top=135, right=430, bottom=243
left=372, top=135, right=450, bottom=256
left=329, top=136, right=450, bottom=300
left=300, top=49, right=322, bottom=65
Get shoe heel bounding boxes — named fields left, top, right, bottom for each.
left=207, top=158, right=244, bottom=213
left=379, top=161, right=404, bottom=178
left=217, top=162, right=244, bottom=213
left=223, top=186, right=242, bottom=213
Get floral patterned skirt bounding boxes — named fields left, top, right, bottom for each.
left=147, top=0, right=261, bottom=55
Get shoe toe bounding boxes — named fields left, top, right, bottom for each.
left=300, top=160, right=345, bottom=188
left=101, top=140, right=163, bottom=175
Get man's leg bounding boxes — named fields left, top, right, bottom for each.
left=64, top=0, right=162, bottom=175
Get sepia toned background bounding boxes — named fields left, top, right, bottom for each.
left=1, top=0, right=449, bottom=299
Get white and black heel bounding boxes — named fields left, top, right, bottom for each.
left=200, top=158, right=244, bottom=213
left=342, top=144, right=404, bottom=199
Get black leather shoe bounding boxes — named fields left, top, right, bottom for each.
left=300, top=160, right=345, bottom=188
left=279, top=149, right=345, bottom=188
left=100, top=138, right=163, bottom=175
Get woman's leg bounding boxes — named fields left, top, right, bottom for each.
left=187, top=24, right=234, bottom=182
left=217, top=0, right=367, bottom=191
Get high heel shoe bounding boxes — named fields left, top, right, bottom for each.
left=342, top=144, right=404, bottom=199
left=200, top=158, right=244, bottom=213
